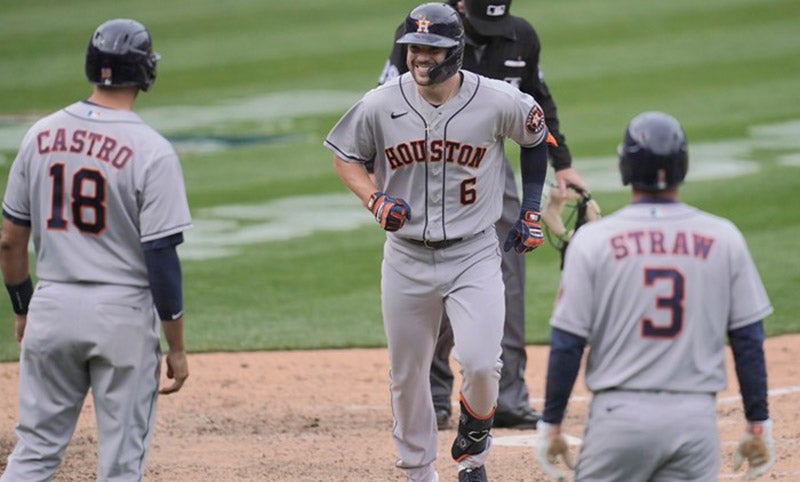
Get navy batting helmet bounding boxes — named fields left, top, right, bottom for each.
left=85, top=19, right=160, bottom=92
left=396, top=3, right=464, bottom=84
left=619, top=111, right=688, bottom=192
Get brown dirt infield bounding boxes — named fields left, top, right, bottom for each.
left=1, top=334, right=799, bottom=481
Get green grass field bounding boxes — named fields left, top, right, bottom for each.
left=1, top=0, right=799, bottom=361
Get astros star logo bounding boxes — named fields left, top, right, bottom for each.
left=525, top=105, right=545, bottom=134
left=416, top=16, right=432, bottom=33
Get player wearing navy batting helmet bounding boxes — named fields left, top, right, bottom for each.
left=378, top=0, right=589, bottom=433
left=1, top=18, right=192, bottom=481
left=534, top=112, right=776, bottom=481
left=327, top=3, right=555, bottom=481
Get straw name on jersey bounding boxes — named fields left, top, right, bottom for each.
left=611, top=229, right=715, bottom=260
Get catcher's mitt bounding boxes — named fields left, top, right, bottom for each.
left=541, top=183, right=601, bottom=269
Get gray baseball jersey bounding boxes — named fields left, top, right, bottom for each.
left=551, top=202, right=773, bottom=393
left=3, top=101, right=192, bottom=286
left=325, top=71, right=546, bottom=242
left=1, top=100, right=191, bottom=481
left=325, top=70, right=547, bottom=475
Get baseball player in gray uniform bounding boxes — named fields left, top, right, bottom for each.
left=378, top=0, right=588, bottom=431
left=535, top=112, right=776, bottom=481
left=325, top=3, right=552, bottom=481
left=1, top=19, right=192, bottom=481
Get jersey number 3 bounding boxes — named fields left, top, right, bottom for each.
left=642, top=267, right=684, bottom=338
left=47, top=163, right=106, bottom=234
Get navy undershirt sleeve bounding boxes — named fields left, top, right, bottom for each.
left=728, top=321, right=769, bottom=421
left=542, top=327, right=586, bottom=424
left=142, top=233, right=184, bottom=321
left=519, top=143, right=548, bottom=212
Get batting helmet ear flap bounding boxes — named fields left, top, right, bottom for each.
left=618, top=143, right=633, bottom=186
left=428, top=38, right=464, bottom=84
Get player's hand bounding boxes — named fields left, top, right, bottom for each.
left=368, top=191, right=411, bottom=232
left=535, top=420, right=575, bottom=481
left=503, top=210, right=544, bottom=253
left=160, top=349, right=189, bottom=395
left=732, top=419, right=776, bottom=480
left=554, top=168, right=587, bottom=198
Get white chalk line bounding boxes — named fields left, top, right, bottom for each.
left=525, top=385, right=800, bottom=405
left=719, top=472, right=800, bottom=480
left=717, top=385, right=800, bottom=404
left=493, top=432, right=583, bottom=448
left=494, top=385, right=800, bottom=450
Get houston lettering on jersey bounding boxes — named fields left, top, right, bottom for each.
left=611, top=230, right=715, bottom=260
left=36, top=128, right=133, bottom=169
left=384, top=139, right=486, bottom=171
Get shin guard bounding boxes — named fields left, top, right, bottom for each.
left=451, top=398, right=494, bottom=462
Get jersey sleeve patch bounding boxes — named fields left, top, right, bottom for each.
left=525, top=105, right=545, bottom=135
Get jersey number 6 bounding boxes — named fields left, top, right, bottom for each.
left=460, top=177, right=477, bottom=205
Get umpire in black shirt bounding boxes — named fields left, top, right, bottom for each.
left=377, top=0, right=587, bottom=430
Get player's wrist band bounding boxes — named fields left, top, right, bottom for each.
left=5, top=276, right=34, bottom=315
left=367, top=191, right=383, bottom=211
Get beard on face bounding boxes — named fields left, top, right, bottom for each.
left=410, top=61, right=435, bottom=85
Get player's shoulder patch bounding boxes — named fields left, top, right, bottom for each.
left=525, top=104, right=545, bottom=135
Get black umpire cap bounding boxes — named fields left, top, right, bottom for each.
left=463, top=0, right=513, bottom=36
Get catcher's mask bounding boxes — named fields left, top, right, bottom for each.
left=396, top=2, right=465, bottom=84
left=618, top=111, right=688, bottom=192
left=541, top=183, right=601, bottom=269
left=85, top=18, right=160, bottom=92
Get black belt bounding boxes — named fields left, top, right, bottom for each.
left=404, top=237, right=464, bottom=249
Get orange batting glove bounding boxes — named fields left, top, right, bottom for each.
left=367, top=191, right=411, bottom=232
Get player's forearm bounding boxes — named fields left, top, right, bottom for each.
left=1, top=219, right=34, bottom=315
left=0, top=248, right=29, bottom=284
left=543, top=327, right=586, bottom=424
left=143, top=236, right=184, bottom=321
left=0, top=218, right=31, bottom=285
left=161, top=317, right=185, bottom=353
left=519, top=143, right=548, bottom=211
left=729, top=321, right=769, bottom=422
left=333, top=155, right=378, bottom=207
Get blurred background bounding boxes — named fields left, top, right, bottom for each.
left=1, top=0, right=799, bottom=360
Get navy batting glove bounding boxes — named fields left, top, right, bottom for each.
left=368, top=191, right=411, bottom=232
left=504, top=209, right=544, bottom=253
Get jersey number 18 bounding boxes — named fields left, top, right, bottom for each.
left=47, top=163, right=106, bottom=234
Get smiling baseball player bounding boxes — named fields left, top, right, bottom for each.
left=378, top=0, right=588, bottom=431
left=325, top=3, right=551, bottom=481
